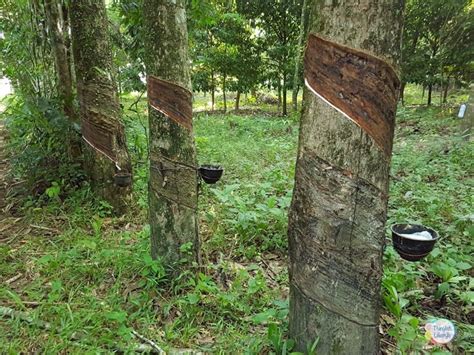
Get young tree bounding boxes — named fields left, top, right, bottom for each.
left=237, top=0, right=302, bottom=116
left=70, top=0, right=132, bottom=213
left=402, top=0, right=473, bottom=105
left=143, top=0, right=200, bottom=268
left=288, top=0, right=404, bottom=353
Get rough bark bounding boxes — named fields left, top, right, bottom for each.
left=288, top=0, right=404, bottom=353
left=70, top=0, right=132, bottom=214
left=44, top=0, right=74, bottom=121
left=143, top=0, right=199, bottom=269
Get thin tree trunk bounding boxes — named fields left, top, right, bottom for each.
left=292, top=0, right=310, bottom=112
left=222, top=74, right=227, bottom=113
left=442, top=78, right=449, bottom=104
left=282, top=74, right=288, bottom=116
left=277, top=79, right=282, bottom=112
left=70, top=0, right=132, bottom=214
left=422, top=85, right=425, bottom=99
left=400, top=81, right=406, bottom=106
left=143, top=0, right=199, bottom=269
left=235, top=91, right=240, bottom=111
left=211, top=89, right=215, bottom=111
left=428, top=84, right=433, bottom=105
left=45, top=0, right=74, bottom=120
left=211, top=72, right=215, bottom=111
left=288, top=0, right=404, bottom=353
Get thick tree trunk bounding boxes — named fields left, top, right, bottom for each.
left=70, top=0, right=132, bottom=214
left=288, top=0, right=404, bottom=353
left=45, top=0, right=74, bottom=121
left=143, top=0, right=199, bottom=269
left=292, top=0, right=310, bottom=112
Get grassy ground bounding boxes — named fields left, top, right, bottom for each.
left=0, top=85, right=472, bottom=353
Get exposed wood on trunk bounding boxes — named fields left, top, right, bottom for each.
left=143, top=0, right=200, bottom=269
left=304, top=35, right=400, bottom=157
left=70, top=0, right=132, bottom=214
left=288, top=0, right=404, bottom=353
left=147, top=76, right=193, bottom=130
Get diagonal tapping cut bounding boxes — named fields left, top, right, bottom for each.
left=304, top=34, right=400, bottom=157
left=147, top=75, right=193, bottom=130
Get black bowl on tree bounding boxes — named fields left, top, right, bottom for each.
left=391, top=223, right=439, bottom=262
left=198, top=165, right=223, bottom=184
left=114, top=172, right=132, bottom=187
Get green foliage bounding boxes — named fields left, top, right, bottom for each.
left=2, top=95, right=83, bottom=196
left=383, top=92, right=473, bottom=352
left=1, top=87, right=473, bottom=353
left=402, top=0, right=473, bottom=103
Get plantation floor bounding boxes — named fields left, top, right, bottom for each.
left=0, top=99, right=473, bottom=353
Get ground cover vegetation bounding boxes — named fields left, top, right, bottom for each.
left=0, top=0, right=473, bottom=353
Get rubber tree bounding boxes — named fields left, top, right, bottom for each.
left=143, top=0, right=200, bottom=269
left=70, top=0, right=132, bottom=213
left=288, top=0, right=404, bottom=353
left=44, top=0, right=74, bottom=121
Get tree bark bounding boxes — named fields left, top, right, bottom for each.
left=143, top=0, right=199, bottom=269
left=44, top=0, right=74, bottom=121
left=70, top=0, right=132, bottom=214
left=288, top=0, right=404, bottom=353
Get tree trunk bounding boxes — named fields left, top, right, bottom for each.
left=143, top=0, right=199, bottom=269
left=428, top=84, right=433, bottom=105
left=422, top=85, right=425, bottom=99
left=400, top=81, right=406, bottom=106
left=222, top=74, right=227, bottom=112
left=235, top=91, right=241, bottom=111
left=277, top=80, right=282, bottom=112
left=292, top=0, right=310, bottom=112
left=70, top=0, right=132, bottom=214
left=282, top=74, right=288, bottom=116
left=442, top=79, right=449, bottom=104
left=45, top=0, right=74, bottom=121
left=211, top=72, right=215, bottom=111
left=288, top=0, right=404, bottom=353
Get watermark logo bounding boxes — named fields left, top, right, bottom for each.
left=425, top=319, right=456, bottom=344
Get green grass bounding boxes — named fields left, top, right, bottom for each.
left=0, top=85, right=472, bottom=353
